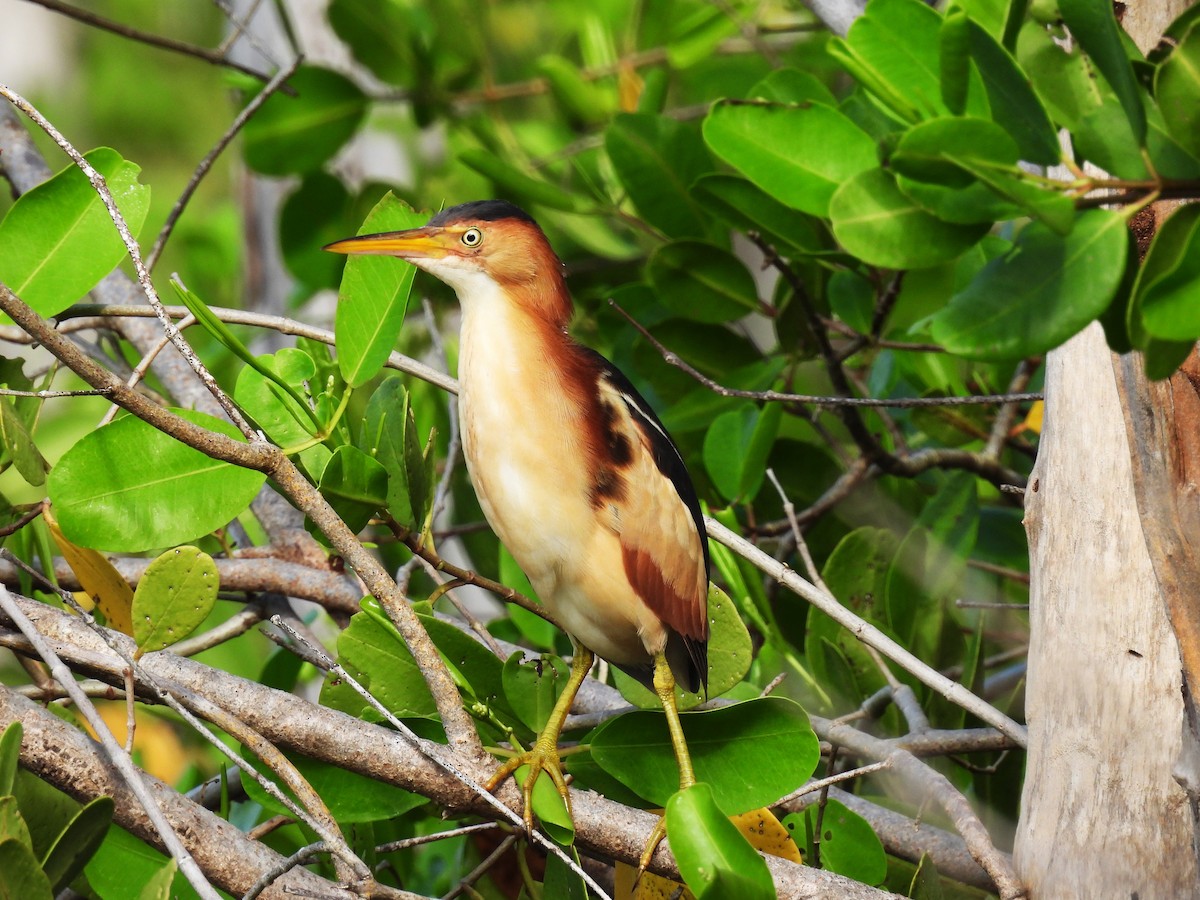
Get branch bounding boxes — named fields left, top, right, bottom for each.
left=0, top=598, right=893, bottom=900
left=0, top=586, right=221, bottom=900
left=0, top=685, right=364, bottom=900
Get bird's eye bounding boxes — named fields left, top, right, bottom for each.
left=461, top=228, right=482, bottom=247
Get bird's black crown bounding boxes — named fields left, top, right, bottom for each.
left=428, top=199, right=536, bottom=228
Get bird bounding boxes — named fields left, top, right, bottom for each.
left=325, top=199, right=710, bottom=868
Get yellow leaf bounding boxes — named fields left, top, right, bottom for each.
left=44, top=505, right=134, bottom=635
left=730, top=807, right=803, bottom=863
left=1023, top=400, right=1044, bottom=435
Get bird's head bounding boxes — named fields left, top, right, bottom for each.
left=325, top=199, right=571, bottom=325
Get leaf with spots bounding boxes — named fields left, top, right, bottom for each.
left=131, top=546, right=219, bottom=657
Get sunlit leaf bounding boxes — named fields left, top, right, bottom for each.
left=131, top=546, right=219, bottom=656
left=666, top=784, right=774, bottom=899
left=830, top=168, right=989, bottom=268
left=703, top=102, right=877, bottom=217
left=335, top=193, right=424, bottom=387
left=0, top=148, right=150, bottom=319
left=1155, top=23, right=1200, bottom=158
left=48, top=410, right=267, bottom=553
left=1058, top=0, right=1146, bottom=143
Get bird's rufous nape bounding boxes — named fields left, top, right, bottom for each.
left=326, top=199, right=710, bottom=875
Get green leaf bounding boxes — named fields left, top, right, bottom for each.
left=1155, top=24, right=1200, bottom=158
left=0, top=148, right=151, bottom=319
left=1058, top=0, right=1146, bottom=143
left=0, top=839, right=53, bottom=900
left=702, top=404, right=781, bottom=501
left=320, top=603, right=438, bottom=720
left=1074, top=96, right=1149, bottom=178
left=829, top=0, right=987, bottom=122
left=590, top=697, right=819, bottom=812
left=606, top=114, right=714, bottom=239
left=0, top=797, right=30, bottom=846
left=516, top=763, right=574, bottom=845
left=48, top=410, right=267, bottom=553
left=317, top=444, right=389, bottom=534
left=1017, top=20, right=1110, bottom=133
left=502, top=652, right=568, bottom=734
left=932, top=210, right=1129, bottom=359
left=420, top=610, right=519, bottom=722
left=703, top=102, right=877, bottom=217
left=665, top=783, right=775, bottom=900
left=537, top=55, right=612, bottom=126
left=543, top=847, right=590, bottom=900
left=280, top=173, right=353, bottom=291
left=0, top=400, right=47, bottom=487
left=807, top=527, right=898, bottom=706
left=41, top=796, right=113, bottom=894
left=830, top=168, right=989, bottom=269
left=747, top=69, right=837, bottom=106
left=966, top=19, right=1061, bottom=163
left=891, top=117, right=1021, bottom=225
left=1135, top=203, right=1200, bottom=341
left=458, top=149, right=583, bottom=213
left=327, top=0, right=414, bottom=85
left=954, top=159, right=1076, bottom=234
left=691, top=175, right=827, bottom=254
left=335, top=193, right=424, bottom=387
left=615, top=585, right=753, bottom=710
left=362, top=378, right=427, bottom=528
left=239, top=750, right=424, bottom=823
left=646, top=241, right=759, bottom=324
left=86, top=828, right=182, bottom=900
left=242, top=66, right=368, bottom=175
left=940, top=8, right=972, bottom=115
left=796, top=799, right=886, bottom=885
left=0, top=724, right=20, bottom=796
left=909, top=854, right=945, bottom=899
left=136, top=857, right=176, bottom=900
left=234, top=351, right=329, bottom=478
left=131, top=546, right=219, bottom=655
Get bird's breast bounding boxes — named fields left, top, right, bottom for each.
left=457, top=304, right=597, bottom=593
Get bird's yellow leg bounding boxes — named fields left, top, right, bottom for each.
left=486, top=644, right=594, bottom=829
left=637, top=652, right=696, bottom=878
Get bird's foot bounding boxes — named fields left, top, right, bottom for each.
left=635, top=816, right=669, bottom=882
left=485, top=735, right=572, bottom=832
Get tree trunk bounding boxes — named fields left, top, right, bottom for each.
left=1016, top=323, right=1197, bottom=898
left=1015, top=9, right=1200, bottom=895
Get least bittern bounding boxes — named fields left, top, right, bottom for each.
left=326, top=200, right=709, bottom=867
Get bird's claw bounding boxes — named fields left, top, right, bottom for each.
left=485, top=739, right=573, bottom=832
left=635, top=817, right=669, bottom=884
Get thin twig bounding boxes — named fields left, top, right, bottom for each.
left=608, top=300, right=1042, bottom=409
left=777, top=760, right=893, bottom=806
left=146, top=58, right=302, bottom=271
